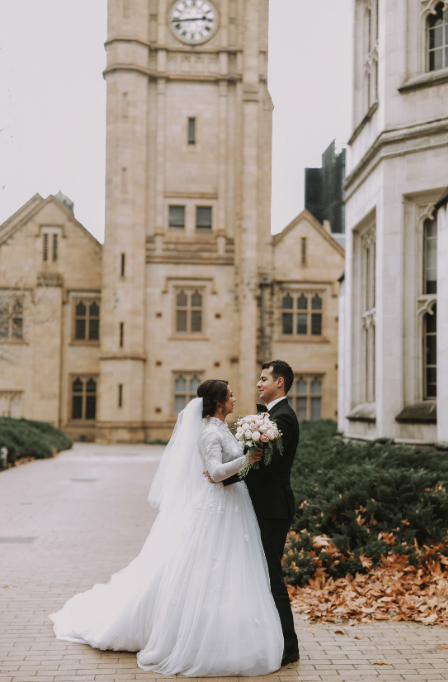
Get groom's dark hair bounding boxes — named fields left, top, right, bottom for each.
left=261, top=360, right=294, bottom=394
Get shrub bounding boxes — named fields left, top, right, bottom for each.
left=0, top=417, right=73, bottom=465
left=284, top=420, right=448, bottom=585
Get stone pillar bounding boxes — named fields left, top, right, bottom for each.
left=436, top=200, right=448, bottom=444
left=236, top=0, right=273, bottom=415
left=97, top=0, right=149, bottom=442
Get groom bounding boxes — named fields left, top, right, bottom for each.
left=223, top=360, right=300, bottom=665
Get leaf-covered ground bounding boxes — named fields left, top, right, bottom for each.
left=285, top=420, right=448, bottom=625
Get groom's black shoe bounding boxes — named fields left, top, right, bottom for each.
left=281, top=649, right=300, bottom=666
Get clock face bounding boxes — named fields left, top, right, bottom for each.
left=169, top=0, right=218, bottom=45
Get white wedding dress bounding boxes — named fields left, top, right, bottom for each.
left=49, top=399, right=283, bottom=676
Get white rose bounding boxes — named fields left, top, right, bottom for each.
left=259, top=425, right=267, bottom=433
left=245, top=429, right=252, bottom=440
left=255, top=418, right=263, bottom=428
left=252, top=431, right=260, bottom=442
left=246, top=440, right=253, bottom=448
left=250, top=423, right=257, bottom=432
left=267, top=429, right=275, bottom=440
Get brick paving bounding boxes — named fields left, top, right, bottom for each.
left=1, top=444, right=448, bottom=682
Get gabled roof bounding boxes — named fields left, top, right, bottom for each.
left=273, top=208, right=345, bottom=258
left=0, top=194, right=102, bottom=248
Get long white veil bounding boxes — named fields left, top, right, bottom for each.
left=148, top=397, right=206, bottom=513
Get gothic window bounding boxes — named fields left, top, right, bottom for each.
left=118, top=384, right=123, bottom=408
left=71, top=376, right=97, bottom=421
left=43, top=232, right=59, bottom=262
left=188, top=117, right=196, bottom=145
left=196, top=206, right=212, bottom=231
left=169, top=205, right=185, bottom=230
left=361, top=226, right=376, bottom=403
left=424, top=218, right=437, bottom=294
left=281, top=294, right=293, bottom=334
left=43, top=233, right=49, bottom=262
left=281, top=292, right=323, bottom=337
left=421, top=216, right=437, bottom=400
left=288, top=376, right=323, bottom=421
left=74, top=300, right=100, bottom=341
left=424, top=304, right=437, bottom=399
left=364, top=0, right=379, bottom=110
left=428, top=3, right=448, bottom=71
left=175, top=289, right=203, bottom=333
left=174, top=373, right=202, bottom=414
left=121, top=253, right=126, bottom=277
left=0, top=298, right=23, bottom=340
left=0, top=391, right=22, bottom=418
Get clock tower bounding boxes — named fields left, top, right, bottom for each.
left=98, top=0, right=273, bottom=441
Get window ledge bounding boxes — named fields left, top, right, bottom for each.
left=69, top=341, right=100, bottom=347
left=398, top=68, right=448, bottom=93
left=0, top=338, right=28, bottom=345
left=395, top=402, right=437, bottom=424
left=276, top=336, right=329, bottom=344
left=346, top=402, right=376, bottom=423
left=169, top=335, right=209, bottom=341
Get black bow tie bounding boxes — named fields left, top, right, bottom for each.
left=256, top=404, right=268, bottom=413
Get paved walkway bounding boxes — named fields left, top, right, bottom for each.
left=1, top=444, right=448, bottom=682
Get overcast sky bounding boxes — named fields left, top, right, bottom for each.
left=0, top=0, right=352, bottom=242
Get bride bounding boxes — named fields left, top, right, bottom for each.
left=49, top=379, right=283, bottom=676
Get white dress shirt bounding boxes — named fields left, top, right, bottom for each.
left=266, top=396, right=288, bottom=412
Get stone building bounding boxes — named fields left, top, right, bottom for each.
left=0, top=193, right=102, bottom=441
left=0, top=0, right=344, bottom=441
left=338, top=0, right=448, bottom=446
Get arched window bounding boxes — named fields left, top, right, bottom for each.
left=175, top=289, right=203, bottom=333
left=424, top=218, right=437, bottom=294
left=288, top=376, right=323, bottom=421
left=428, top=3, right=448, bottom=71
left=280, top=292, right=324, bottom=337
left=281, top=294, right=293, bottom=334
left=424, top=304, right=437, bottom=399
left=71, top=376, right=97, bottom=421
left=174, top=373, right=203, bottom=414
left=74, top=299, right=100, bottom=341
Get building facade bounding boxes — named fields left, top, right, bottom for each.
left=338, top=0, right=448, bottom=445
left=0, top=0, right=344, bottom=442
left=305, top=140, right=346, bottom=243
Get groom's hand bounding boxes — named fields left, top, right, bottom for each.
left=252, top=447, right=263, bottom=462
left=203, top=470, right=217, bottom=484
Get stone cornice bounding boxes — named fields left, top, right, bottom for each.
left=105, top=36, right=242, bottom=55
left=344, top=116, right=448, bottom=197
left=146, top=254, right=234, bottom=265
left=103, top=63, right=242, bottom=83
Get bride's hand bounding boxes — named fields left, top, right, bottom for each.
left=203, top=470, right=217, bottom=484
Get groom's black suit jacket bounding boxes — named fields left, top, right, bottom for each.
left=223, top=398, right=299, bottom=520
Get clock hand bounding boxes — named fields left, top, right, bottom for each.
left=171, top=16, right=208, bottom=23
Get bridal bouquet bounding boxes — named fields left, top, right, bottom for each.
left=233, top=413, right=283, bottom=479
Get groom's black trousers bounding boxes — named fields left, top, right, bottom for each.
left=258, top=517, right=298, bottom=655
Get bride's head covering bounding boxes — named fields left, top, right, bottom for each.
left=148, top=397, right=206, bottom=511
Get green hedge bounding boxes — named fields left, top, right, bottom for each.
left=0, top=417, right=73, bottom=465
left=284, top=420, right=448, bottom=585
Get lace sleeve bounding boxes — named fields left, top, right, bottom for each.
left=203, top=433, right=246, bottom=483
